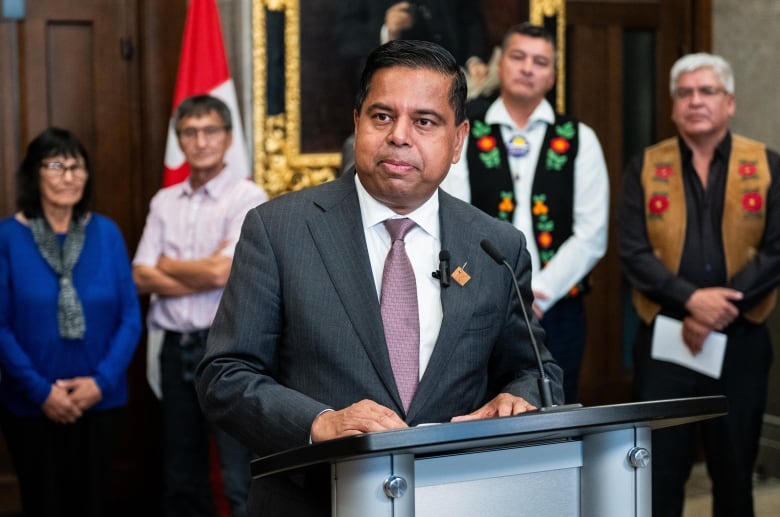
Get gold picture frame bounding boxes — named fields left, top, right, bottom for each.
left=530, top=0, right=566, bottom=114
left=253, top=0, right=566, bottom=197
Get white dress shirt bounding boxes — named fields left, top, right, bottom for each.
left=355, top=175, right=443, bottom=378
left=441, top=98, right=609, bottom=312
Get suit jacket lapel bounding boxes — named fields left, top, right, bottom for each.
left=408, top=191, right=485, bottom=420
left=306, top=173, right=402, bottom=408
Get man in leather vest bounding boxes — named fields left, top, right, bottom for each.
left=441, top=23, right=609, bottom=404
left=618, top=53, right=780, bottom=517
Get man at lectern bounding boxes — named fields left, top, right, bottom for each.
left=196, top=39, right=563, bottom=516
left=619, top=53, right=780, bottom=517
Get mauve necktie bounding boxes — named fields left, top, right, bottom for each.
left=381, top=218, right=420, bottom=412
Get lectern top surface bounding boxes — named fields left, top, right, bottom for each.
left=251, top=395, right=727, bottom=479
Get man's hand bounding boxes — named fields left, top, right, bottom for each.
left=684, top=287, right=742, bottom=330
left=681, top=316, right=714, bottom=355
left=450, top=393, right=536, bottom=422
left=310, top=400, right=408, bottom=442
left=466, top=57, right=488, bottom=84
left=42, top=384, right=83, bottom=424
left=385, top=2, right=414, bottom=40
left=57, top=377, right=103, bottom=411
left=532, top=290, right=549, bottom=320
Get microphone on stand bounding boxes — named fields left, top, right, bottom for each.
left=480, top=239, right=557, bottom=409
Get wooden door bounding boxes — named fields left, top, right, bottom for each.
left=565, top=0, right=711, bottom=404
left=18, top=0, right=145, bottom=244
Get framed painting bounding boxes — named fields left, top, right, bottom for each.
left=253, top=0, right=565, bottom=197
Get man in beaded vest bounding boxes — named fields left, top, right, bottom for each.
left=618, top=53, right=780, bottom=517
left=441, top=22, right=609, bottom=404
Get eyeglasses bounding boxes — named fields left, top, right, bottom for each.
left=672, top=86, right=729, bottom=100
left=177, top=125, right=227, bottom=141
left=41, top=161, right=88, bottom=180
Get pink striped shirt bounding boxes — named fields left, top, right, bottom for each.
left=133, top=168, right=267, bottom=331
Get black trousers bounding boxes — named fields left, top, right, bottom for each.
left=633, top=320, right=772, bottom=517
left=160, top=329, right=251, bottom=517
left=0, top=406, right=121, bottom=517
left=540, top=296, right=586, bottom=404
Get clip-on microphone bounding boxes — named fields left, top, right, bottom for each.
left=431, top=250, right=450, bottom=288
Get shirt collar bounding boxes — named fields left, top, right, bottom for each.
left=678, top=131, right=732, bottom=163
left=355, top=174, right=440, bottom=239
left=485, top=97, right=555, bottom=131
left=178, top=164, right=232, bottom=199
left=715, top=131, right=732, bottom=161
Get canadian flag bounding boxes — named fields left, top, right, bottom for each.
left=163, top=0, right=250, bottom=186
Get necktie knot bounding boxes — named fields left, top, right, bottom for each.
left=384, top=218, right=416, bottom=242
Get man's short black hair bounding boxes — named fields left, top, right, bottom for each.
left=354, top=39, right=468, bottom=125
left=501, top=22, right=555, bottom=50
left=174, top=94, right=233, bottom=131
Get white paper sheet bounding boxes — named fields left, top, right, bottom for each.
left=146, top=327, right=164, bottom=399
left=651, top=315, right=727, bottom=379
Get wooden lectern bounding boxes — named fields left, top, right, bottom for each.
left=250, top=396, right=727, bottom=516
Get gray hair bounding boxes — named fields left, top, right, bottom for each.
left=669, top=53, right=734, bottom=96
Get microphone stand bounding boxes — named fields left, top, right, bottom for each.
left=480, top=240, right=582, bottom=412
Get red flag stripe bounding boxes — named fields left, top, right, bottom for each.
left=162, top=0, right=251, bottom=187
left=172, top=0, right=230, bottom=110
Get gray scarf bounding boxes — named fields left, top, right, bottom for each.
left=29, top=216, right=87, bottom=340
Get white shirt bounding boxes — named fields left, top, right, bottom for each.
left=355, top=175, right=443, bottom=378
left=441, top=98, right=609, bottom=312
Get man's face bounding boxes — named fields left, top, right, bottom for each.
left=176, top=111, right=232, bottom=174
left=671, top=67, right=734, bottom=141
left=498, top=33, right=556, bottom=105
left=352, top=66, right=468, bottom=214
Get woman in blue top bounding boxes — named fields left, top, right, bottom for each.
left=0, top=128, right=142, bottom=516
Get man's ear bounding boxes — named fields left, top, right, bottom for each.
left=353, top=109, right=360, bottom=132
left=452, top=120, right=470, bottom=163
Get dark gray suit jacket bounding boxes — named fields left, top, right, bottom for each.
left=196, top=171, right=563, bottom=515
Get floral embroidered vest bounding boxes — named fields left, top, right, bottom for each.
left=633, top=135, right=777, bottom=324
left=466, top=112, right=587, bottom=296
